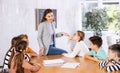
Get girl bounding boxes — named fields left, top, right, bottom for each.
left=9, top=40, right=40, bottom=73
left=3, top=36, right=21, bottom=72
left=62, top=31, right=89, bottom=58
left=18, top=34, right=38, bottom=57
left=37, top=9, right=68, bottom=56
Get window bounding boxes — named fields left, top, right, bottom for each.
left=103, top=4, right=119, bottom=31
left=82, top=0, right=120, bottom=31
left=82, top=1, right=98, bottom=31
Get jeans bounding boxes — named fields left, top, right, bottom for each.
left=47, top=44, right=67, bottom=55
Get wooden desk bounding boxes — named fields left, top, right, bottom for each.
left=32, top=55, right=120, bottom=73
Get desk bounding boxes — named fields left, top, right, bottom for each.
left=32, top=55, right=120, bottom=73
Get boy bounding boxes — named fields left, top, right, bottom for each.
left=99, top=44, right=120, bottom=72
left=85, top=36, right=107, bottom=62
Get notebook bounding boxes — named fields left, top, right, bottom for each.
left=43, top=59, right=64, bottom=66
left=61, top=62, right=80, bottom=68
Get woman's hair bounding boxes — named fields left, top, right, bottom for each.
left=41, top=9, right=53, bottom=23
left=89, top=36, right=102, bottom=48
left=77, top=31, right=85, bottom=41
left=18, top=34, right=28, bottom=39
left=109, top=44, right=120, bottom=57
left=13, top=40, right=27, bottom=73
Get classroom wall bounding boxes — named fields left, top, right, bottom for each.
left=0, top=0, right=82, bottom=65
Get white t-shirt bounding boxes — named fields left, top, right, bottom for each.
left=63, top=41, right=89, bottom=58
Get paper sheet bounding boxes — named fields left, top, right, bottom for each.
left=43, top=59, right=64, bottom=66
left=61, top=62, right=80, bottom=68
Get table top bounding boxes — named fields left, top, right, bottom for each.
left=32, top=55, right=120, bottom=73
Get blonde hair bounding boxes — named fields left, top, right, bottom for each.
left=18, top=34, right=28, bottom=39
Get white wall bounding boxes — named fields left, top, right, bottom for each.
left=0, top=0, right=82, bottom=65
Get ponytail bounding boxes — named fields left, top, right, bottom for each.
left=14, top=52, right=24, bottom=73
left=13, top=40, right=27, bottom=73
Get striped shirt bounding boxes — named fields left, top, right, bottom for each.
left=99, top=59, right=120, bottom=72
left=3, top=47, right=15, bottom=69
left=3, top=47, right=30, bottom=69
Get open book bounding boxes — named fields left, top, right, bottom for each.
left=61, top=62, right=80, bottom=69
left=43, top=59, right=64, bottom=66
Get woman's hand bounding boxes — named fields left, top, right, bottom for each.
left=39, top=48, right=44, bottom=56
left=61, top=32, right=69, bottom=36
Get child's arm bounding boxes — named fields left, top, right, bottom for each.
left=105, top=61, right=120, bottom=72
left=99, top=59, right=120, bottom=72
left=22, top=60, right=40, bottom=72
left=28, top=51, right=38, bottom=57
left=63, top=43, right=80, bottom=58
left=84, top=53, right=100, bottom=63
left=62, top=48, right=79, bottom=58
left=63, top=50, right=79, bottom=58
left=67, top=36, right=73, bottom=44
left=99, top=60, right=108, bottom=67
left=66, top=36, right=74, bottom=52
left=26, top=47, right=38, bottom=57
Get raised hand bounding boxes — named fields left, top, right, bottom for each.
left=39, top=48, right=44, bottom=56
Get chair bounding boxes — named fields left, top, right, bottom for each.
left=0, top=66, right=3, bottom=73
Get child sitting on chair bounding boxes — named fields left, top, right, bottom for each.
left=18, top=34, right=38, bottom=57
left=85, top=36, right=107, bottom=62
left=62, top=31, right=89, bottom=58
left=9, top=40, right=40, bottom=73
left=99, top=44, right=120, bottom=72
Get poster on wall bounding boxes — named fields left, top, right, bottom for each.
left=35, top=9, right=57, bottom=30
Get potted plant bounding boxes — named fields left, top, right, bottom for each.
left=117, top=11, right=120, bottom=30
left=85, top=9, right=108, bottom=36
left=116, top=11, right=120, bottom=44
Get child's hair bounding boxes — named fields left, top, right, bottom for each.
left=8, top=36, right=22, bottom=68
left=11, top=36, right=22, bottom=48
left=13, top=40, right=27, bottom=73
left=77, top=31, right=85, bottom=41
left=109, top=44, right=120, bottom=57
left=89, top=36, right=102, bottom=48
left=41, top=9, right=53, bottom=23
left=18, top=34, right=28, bottom=39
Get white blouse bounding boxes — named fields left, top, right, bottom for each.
left=63, top=41, right=89, bottom=58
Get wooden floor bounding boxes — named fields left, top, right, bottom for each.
left=32, top=55, right=120, bottom=73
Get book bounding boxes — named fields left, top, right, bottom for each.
left=43, top=59, right=64, bottom=66
left=61, top=62, right=80, bottom=69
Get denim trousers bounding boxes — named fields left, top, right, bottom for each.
left=47, top=44, right=67, bottom=55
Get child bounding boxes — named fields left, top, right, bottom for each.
left=9, top=40, right=40, bottom=73
left=62, top=31, right=89, bottom=58
left=85, top=36, right=107, bottom=62
left=18, top=34, right=38, bottom=57
left=2, top=36, right=21, bottom=72
left=99, top=44, right=120, bottom=72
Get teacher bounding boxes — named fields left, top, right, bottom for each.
left=37, top=9, right=68, bottom=56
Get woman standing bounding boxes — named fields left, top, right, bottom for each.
left=38, top=9, right=68, bottom=56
